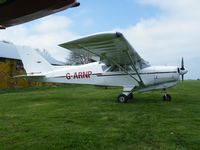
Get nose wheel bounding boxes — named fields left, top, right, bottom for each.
left=163, top=89, right=172, bottom=101
left=163, top=94, right=171, bottom=101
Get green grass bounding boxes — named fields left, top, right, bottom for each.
left=0, top=81, right=200, bottom=150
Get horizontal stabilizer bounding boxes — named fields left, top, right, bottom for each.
left=14, top=75, right=45, bottom=78
left=13, top=75, right=45, bottom=81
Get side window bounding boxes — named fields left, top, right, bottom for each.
left=127, top=65, right=134, bottom=71
left=110, top=66, right=119, bottom=72
left=120, top=65, right=133, bottom=71
left=106, top=65, right=134, bottom=72
left=106, top=65, right=119, bottom=72
left=102, top=65, right=108, bottom=71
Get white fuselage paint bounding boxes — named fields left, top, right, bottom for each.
left=34, top=62, right=180, bottom=92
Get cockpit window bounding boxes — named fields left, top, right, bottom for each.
left=109, top=66, right=119, bottom=72
left=121, top=65, right=133, bottom=71
left=102, top=65, right=108, bottom=71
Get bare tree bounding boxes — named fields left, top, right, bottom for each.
left=36, top=49, right=65, bottom=66
left=66, top=52, right=95, bottom=65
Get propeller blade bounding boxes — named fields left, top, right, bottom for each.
left=181, top=57, right=184, bottom=70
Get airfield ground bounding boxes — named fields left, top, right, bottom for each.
left=0, top=80, right=200, bottom=150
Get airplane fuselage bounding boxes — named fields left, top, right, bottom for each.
left=35, top=62, right=180, bottom=92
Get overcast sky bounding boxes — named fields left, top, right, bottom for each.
left=0, top=0, right=200, bottom=79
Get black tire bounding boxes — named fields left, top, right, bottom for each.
left=163, top=94, right=172, bottom=101
left=117, top=94, right=128, bottom=103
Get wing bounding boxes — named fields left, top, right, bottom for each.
left=59, top=32, right=150, bottom=85
left=0, top=0, right=79, bottom=28
left=59, top=32, right=150, bottom=69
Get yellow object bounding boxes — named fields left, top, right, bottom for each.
left=0, top=58, right=58, bottom=89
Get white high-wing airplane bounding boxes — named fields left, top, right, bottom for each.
left=16, top=32, right=188, bottom=103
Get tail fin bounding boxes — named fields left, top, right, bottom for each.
left=16, top=46, right=53, bottom=75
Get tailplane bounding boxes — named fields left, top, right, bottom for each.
left=16, top=46, right=53, bottom=75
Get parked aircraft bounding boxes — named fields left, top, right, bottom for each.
left=16, top=32, right=188, bottom=103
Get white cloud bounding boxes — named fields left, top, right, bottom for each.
left=117, top=0, right=200, bottom=78
left=120, top=18, right=200, bottom=61
left=32, top=15, right=73, bottom=33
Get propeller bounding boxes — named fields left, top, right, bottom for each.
left=179, top=57, right=188, bottom=82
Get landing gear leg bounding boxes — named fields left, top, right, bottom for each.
left=162, top=89, right=172, bottom=101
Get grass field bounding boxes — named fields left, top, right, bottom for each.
left=0, top=80, right=200, bottom=150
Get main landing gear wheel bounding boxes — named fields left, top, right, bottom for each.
left=117, top=94, right=128, bottom=103
left=163, top=94, right=172, bottom=101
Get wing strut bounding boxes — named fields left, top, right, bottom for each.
left=125, top=50, right=144, bottom=86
